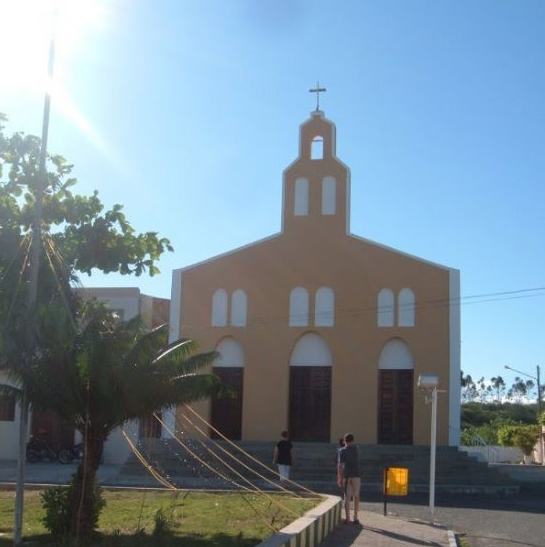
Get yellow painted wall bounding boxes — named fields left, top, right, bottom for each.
left=174, top=111, right=457, bottom=445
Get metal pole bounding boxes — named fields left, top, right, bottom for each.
left=429, top=388, right=437, bottom=520
left=383, top=467, right=389, bottom=516
left=13, top=29, right=56, bottom=547
left=537, top=365, right=541, bottom=417
left=538, top=365, right=543, bottom=466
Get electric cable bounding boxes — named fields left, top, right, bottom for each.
left=183, top=404, right=320, bottom=497
left=155, top=413, right=303, bottom=518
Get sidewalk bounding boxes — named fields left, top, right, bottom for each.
left=321, top=510, right=456, bottom=547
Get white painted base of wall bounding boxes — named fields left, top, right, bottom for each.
left=460, top=445, right=523, bottom=464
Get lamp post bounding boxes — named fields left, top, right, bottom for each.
left=504, top=365, right=543, bottom=465
left=418, top=374, right=439, bottom=520
left=504, top=365, right=541, bottom=416
left=13, top=16, right=57, bottom=547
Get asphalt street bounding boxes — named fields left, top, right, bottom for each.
left=359, top=489, right=545, bottom=547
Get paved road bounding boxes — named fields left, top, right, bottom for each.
left=359, top=490, right=545, bottom=547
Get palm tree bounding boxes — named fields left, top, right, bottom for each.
left=31, top=301, right=220, bottom=541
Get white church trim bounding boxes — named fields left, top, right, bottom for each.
left=230, top=289, right=247, bottom=327
left=398, top=288, right=415, bottom=327
left=378, top=338, right=414, bottom=370
left=448, top=268, right=461, bottom=446
left=163, top=268, right=183, bottom=440
left=290, top=332, right=333, bottom=367
left=289, top=287, right=309, bottom=327
left=377, top=288, right=395, bottom=327
left=214, top=337, right=244, bottom=368
left=321, top=176, right=336, bottom=215
left=294, top=177, right=309, bottom=216
left=315, top=287, right=334, bottom=326
left=211, top=289, right=228, bottom=326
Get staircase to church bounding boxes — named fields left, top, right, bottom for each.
left=119, top=440, right=519, bottom=494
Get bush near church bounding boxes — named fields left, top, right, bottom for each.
left=498, top=424, right=540, bottom=457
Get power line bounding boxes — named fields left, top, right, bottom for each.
left=175, top=285, right=545, bottom=333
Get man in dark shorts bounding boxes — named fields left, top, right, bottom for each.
left=337, top=433, right=360, bottom=524
left=273, top=430, right=294, bottom=483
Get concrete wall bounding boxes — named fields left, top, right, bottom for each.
left=460, top=445, right=523, bottom=464
left=0, top=374, right=26, bottom=460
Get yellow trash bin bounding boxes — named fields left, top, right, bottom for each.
left=384, top=467, right=409, bottom=496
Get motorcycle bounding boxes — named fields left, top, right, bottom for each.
left=58, top=443, right=84, bottom=464
left=26, top=436, right=58, bottom=463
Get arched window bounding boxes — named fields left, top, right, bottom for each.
left=294, top=177, right=309, bottom=216
left=321, top=176, right=336, bottom=215
left=398, top=288, right=415, bottom=327
left=290, top=332, right=333, bottom=366
left=311, top=136, right=324, bottom=160
left=378, top=338, right=414, bottom=370
left=211, top=289, right=228, bottom=326
left=214, top=337, right=244, bottom=367
left=377, top=288, right=394, bottom=327
left=315, top=287, right=334, bottom=327
left=289, top=287, right=309, bottom=326
left=230, top=289, right=247, bottom=327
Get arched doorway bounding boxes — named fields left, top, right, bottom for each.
left=289, top=333, right=332, bottom=441
left=377, top=338, right=414, bottom=444
left=211, top=337, right=244, bottom=440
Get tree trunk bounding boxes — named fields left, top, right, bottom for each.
left=69, top=428, right=106, bottom=542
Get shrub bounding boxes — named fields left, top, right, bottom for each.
left=498, top=424, right=540, bottom=456
left=512, top=426, right=540, bottom=456
left=460, top=424, right=500, bottom=446
left=41, top=486, right=71, bottom=546
left=41, top=475, right=106, bottom=545
left=153, top=506, right=175, bottom=537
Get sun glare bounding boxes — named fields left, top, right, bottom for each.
left=0, top=0, right=108, bottom=93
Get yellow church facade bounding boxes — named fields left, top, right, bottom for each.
left=167, top=109, right=461, bottom=446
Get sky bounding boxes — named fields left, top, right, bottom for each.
left=1, top=0, right=544, bottom=392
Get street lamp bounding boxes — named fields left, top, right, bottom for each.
left=418, top=374, right=439, bottom=520
left=504, top=365, right=542, bottom=416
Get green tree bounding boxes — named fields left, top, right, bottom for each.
left=0, top=113, right=176, bottom=542
left=461, top=372, right=477, bottom=402
left=0, top=112, right=173, bottom=370
left=461, top=401, right=537, bottom=429
left=34, top=302, right=220, bottom=541
left=498, top=424, right=540, bottom=457
left=507, top=377, right=536, bottom=402
left=490, top=376, right=506, bottom=402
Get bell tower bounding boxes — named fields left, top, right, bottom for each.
left=281, top=108, right=351, bottom=237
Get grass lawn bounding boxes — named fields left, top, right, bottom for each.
left=0, top=488, right=319, bottom=546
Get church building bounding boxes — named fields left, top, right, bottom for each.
left=166, top=106, right=461, bottom=446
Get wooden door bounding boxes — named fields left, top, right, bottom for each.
left=31, top=410, right=75, bottom=449
left=139, top=413, right=162, bottom=438
left=378, top=370, right=413, bottom=444
left=289, top=366, right=331, bottom=442
left=211, top=367, right=243, bottom=440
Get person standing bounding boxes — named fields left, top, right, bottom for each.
left=337, top=433, right=360, bottom=524
left=273, top=430, right=294, bottom=483
left=336, top=437, right=345, bottom=497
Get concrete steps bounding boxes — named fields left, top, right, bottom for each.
left=119, top=439, right=519, bottom=494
